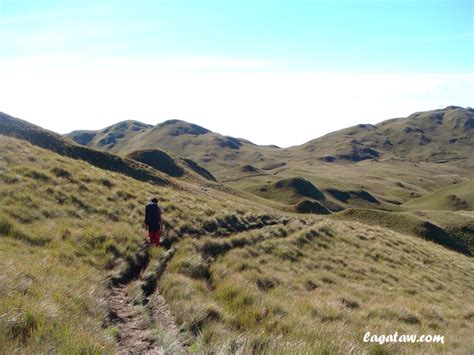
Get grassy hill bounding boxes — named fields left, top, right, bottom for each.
left=0, top=134, right=288, bottom=353
left=66, top=107, right=474, bottom=213
left=241, top=177, right=335, bottom=214
left=67, top=119, right=288, bottom=178
left=68, top=107, right=474, bottom=168
left=248, top=177, right=325, bottom=204
left=126, top=148, right=216, bottom=182
left=272, top=106, right=473, bottom=210
left=1, top=128, right=474, bottom=353
left=68, top=120, right=153, bottom=149
left=402, top=179, right=474, bottom=211
left=0, top=113, right=214, bottom=185
left=294, top=106, right=474, bottom=163
left=334, top=208, right=473, bottom=255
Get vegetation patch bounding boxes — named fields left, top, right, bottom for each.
left=127, top=149, right=184, bottom=177
left=335, top=208, right=471, bottom=255
left=294, top=200, right=331, bottom=214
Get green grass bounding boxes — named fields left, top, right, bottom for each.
left=244, top=177, right=325, bottom=205
left=403, top=179, right=474, bottom=211
left=1, top=134, right=473, bottom=353
left=160, top=219, right=474, bottom=353
left=0, top=135, right=284, bottom=353
left=62, top=107, right=474, bottom=213
left=126, top=148, right=217, bottom=182
left=333, top=208, right=472, bottom=255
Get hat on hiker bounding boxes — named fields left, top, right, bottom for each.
left=151, top=197, right=158, bottom=203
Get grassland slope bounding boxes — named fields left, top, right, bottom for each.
left=126, top=148, right=216, bottom=182
left=334, top=208, right=473, bottom=255
left=0, top=135, right=287, bottom=353
left=64, top=107, right=474, bottom=211
left=67, top=119, right=287, bottom=178
left=294, top=106, right=474, bottom=163
left=403, top=179, right=474, bottom=211
left=0, top=113, right=215, bottom=185
left=1, top=135, right=473, bottom=353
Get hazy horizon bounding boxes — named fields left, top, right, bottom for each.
left=1, top=0, right=473, bottom=147
left=32, top=104, right=469, bottom=149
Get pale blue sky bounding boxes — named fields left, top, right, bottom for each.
left=1, top=0, right=473, bottom=146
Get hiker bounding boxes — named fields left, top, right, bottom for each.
left=145, top=198, right=162, bottom=246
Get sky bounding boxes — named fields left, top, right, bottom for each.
left=0, top=0, right=473, bottom=147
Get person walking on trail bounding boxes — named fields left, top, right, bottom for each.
left=145, top=198, right=162, bottom=246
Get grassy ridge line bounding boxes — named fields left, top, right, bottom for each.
left=126, top=148, right=217, bottom=182
left=0, top=112, right=173, bottom=187
left=333, top=208, right=472, bottom=255
left=0, top=135, right=286, bottom=352
left=294, top=106, right=474, bottom=163
left=159, top=218, right=474, bottom=353
left=402, top=179, right=474, bottom=211
left=1, top=135, right=474, bottom=353
left=66, top=107, right=474, bottom=169
left=67, top=118, right=288, bottom=179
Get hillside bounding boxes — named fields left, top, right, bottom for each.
left=126, top=149, right=216, bottom=182
left=402, top=179, right=474, bottom=211
left=1, top=134, right=473, bottom=353
left=67, top=119, right=287, bottom=177
left=68, top=120, right=153, bottom=148
left=0, top=113, right=213, bottom=185
left=334, top=208, right=473, bottom=255
left=66, top=107, right=474, bottom=212
left=293, top=106, right=474, bottom=163
left=67, top=106, right=474, bottom=169
left=0, top=134, right=289, bottom=353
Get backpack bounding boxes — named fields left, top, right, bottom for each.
left=145, top=203, right=161, bottom=229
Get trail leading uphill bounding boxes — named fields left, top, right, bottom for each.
left=107, top=245, right=184, bottom=354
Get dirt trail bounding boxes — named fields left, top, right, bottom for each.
left=107, top=247, right=184, bottom=354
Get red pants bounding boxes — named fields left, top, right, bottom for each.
left=148, top=230, right=161, bottom=246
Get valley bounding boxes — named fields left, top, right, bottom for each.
left=0, top=106, right=473, bottom=353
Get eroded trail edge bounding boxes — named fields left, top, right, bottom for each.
left=106, top=245, right=183, bottom=354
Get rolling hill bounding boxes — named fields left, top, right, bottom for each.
left=67, top=106, right=474, bottom=168
left=68, top=119, right=287, bottom=177
left=0, top=113, right=214, bottom=185
left=402, top=179, right=474, bottom=211
left=293, top=106, right=474, bottom=163
left=1, top=133, right=473, bottom=353
left=126, top=149, right=216, bottom=182
left=66, top=107, right=474, bottom=212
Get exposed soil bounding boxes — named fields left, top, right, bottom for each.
left=107, top=247, right=184, bottom=354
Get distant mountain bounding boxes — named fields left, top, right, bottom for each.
left=64, top=106, right=474, bottom=211
left=126, top=148, right=216, bottom=182
left=67, top=119, right=287, bottom=177
left=293, top=106, right=474, bottom=163
left=403, top=179, right=474, bottom=211
left=2, top=108, right=473, bottom=254
left=68, top=120, right=153, bottom=147
left=0, top=113, right=213, bottom=184
left=67, top=107, right=474, bottom=175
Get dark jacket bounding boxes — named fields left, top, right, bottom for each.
left=145, top=202, right=161, bottom=231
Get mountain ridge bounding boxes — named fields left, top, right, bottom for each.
left=66, top=106, right=474, bottom=166
left=1, top=133, right=473, bottom=353
left=0, top=112, right=214, bottom=186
